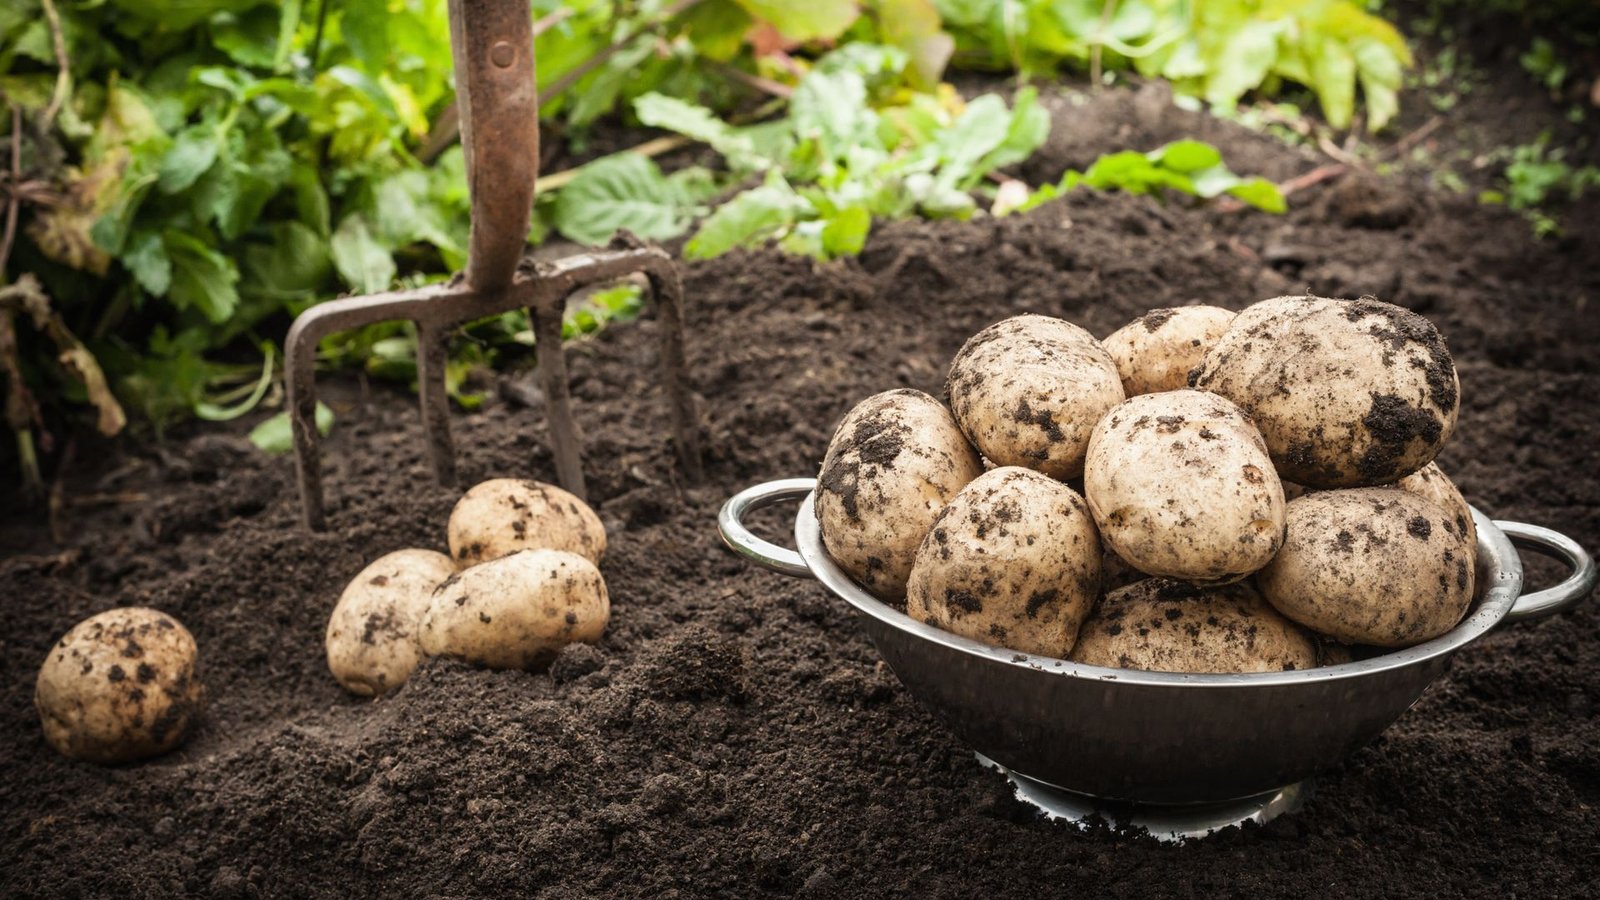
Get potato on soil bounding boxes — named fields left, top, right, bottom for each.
left=326, top=549, right=456, bottom=697
left=1069, top=579, right=1316, bottom=674
left=420, top=549, right=609, bottom=670
left=1398, top=462, right=1478, bottom=552
left=816, top=389, right=983, bottom=600
left=449, top=478, right=605, bottom=568
left=35, top=607, right=203, bottom=763
left=1192, top=295, right=1459, bottom=488
left=906, top=467, right=1101, bottom=658
left=1084, top=390, right=1285, bottom=584
left=1102, top=305, right=1235, bottom=396
left=946, top=314, right=1125, bottom=480
left=1258, top=488, right=1475, bottom=647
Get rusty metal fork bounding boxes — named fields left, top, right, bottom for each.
left=283, top=0, right=701, bottom=530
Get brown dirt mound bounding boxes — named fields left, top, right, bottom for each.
left=3, top=87, right=1599, bottom=896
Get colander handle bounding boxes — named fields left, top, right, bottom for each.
left=1497, top=521, right=1597, bottom=623
left=718, top=478, right=818, bottom=579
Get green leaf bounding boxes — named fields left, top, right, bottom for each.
left=821, top=205, right=871, bottom=257
left=330, top=216, right=396, bottom=293
left=122, top=230, right=172, bottom=296
left=685, top=176, right=812, bottom=259
left=732, top=0, right=860, bottom=42
left=158, top=127, right=221, bottom=194
left=1310, top=37, right=1357, bottom=129
left=1223, top=177, right=1287, bottom=214
left=213, top=5, right=281, bottom=68
left=249, top=403, right=333, bottom=455
left=1204, top=20, right=1280, bottom=109
left=341, top=0, right=390, bottom=71
left=678, top=0, right=753, bottom=62
left=162, top=230, right=241, bottom=324
left=552, top=154, right=699, bottom=246
left=876, top=0, right=953, bottom=90
left=242, top=221, right=333, bottom=300
left=633, top=93, right=762, bottom=170
left=790, top=70, right=875, bottom=162
left=1150, top=140, right=1222, bottom=174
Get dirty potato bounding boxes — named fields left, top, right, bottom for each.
left=1069, top=579, right=1316, bottom=674
left=816, top=389, right=984, bottom=600
left=1398, top=461, right=1478, bottom=553
left=1258, top=488, right=1475, bottom=647
left=419, top=549, right=609, bottom=670
left=1102, top=305, right=1235, bottom=396
left=1084, top=390, right=1285, bottom=584
left=906, top=467, right=1101, bottom=658
left=325, top=549, right=456, bottom=697
left=946, top=314, right=1125, bottom=480
left=35, top=607, right=204, bottom=763
left=448, top=478, right=606, bottom=568
left=1192, top=295, right=1459, bottom=487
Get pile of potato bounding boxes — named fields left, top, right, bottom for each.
left=34, top=477, right=609, bottom=765
left=325, top=478, right=610, bottom=696
left=816, top=295, right=1475, bottom=674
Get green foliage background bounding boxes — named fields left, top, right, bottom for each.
left=0, top=0, right=1411, bottom=474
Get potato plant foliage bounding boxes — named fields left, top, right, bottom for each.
left=0, top=0, right=1407, bottom=480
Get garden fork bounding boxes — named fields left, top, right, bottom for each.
left=284, top=0, right=702, bottom=530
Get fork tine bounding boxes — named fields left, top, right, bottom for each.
left=285, top=311, right=327, bottom=530
left=530, top=299, right=586, bottom=501
left=416, top=321, right=458, bottom=487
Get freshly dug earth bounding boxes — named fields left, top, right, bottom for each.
left=4, top=98, right=1600, bottom=898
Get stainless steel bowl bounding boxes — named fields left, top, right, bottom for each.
left=719, top=478, right=1595, bottom=830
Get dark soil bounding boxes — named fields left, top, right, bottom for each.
left=5, top=41, right=1600, bottom=900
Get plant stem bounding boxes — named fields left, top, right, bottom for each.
left=309, top=0, right=331, bottom=70
left=38, top=0, right=71, bottom=130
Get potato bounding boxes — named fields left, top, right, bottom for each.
left=1258, top=488, right=1475, bottom=647
left=1398, top=461, right=1478, bottom=553
left=1069, top=579, right=1316, bottom=673
left=1192, top=295, right=1459, bottom=487
left=816, top=389, right=983, bottom=600
left=419, top=549, right=608, bottom=670
left=35, top=608, right=203, bottom=763
left=946, top=314, right=1125, bottom=480
left=325, top=549, right=456, bottom=697
left=449, top=478, right=605, bottom=568
left=1102, top=305, right=1235, bottom=396
left=1084, top=390, right=1285, bottom=584
left=906, top=467, right=1100, bottom=657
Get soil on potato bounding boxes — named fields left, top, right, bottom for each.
left=5, top=69, right=1600, bottom=900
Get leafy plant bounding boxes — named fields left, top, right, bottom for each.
left=1012, top=139, right=1286, bottom=213
left=545, top=45, right=1052, bottom=257
left=1478, top=136, right=1600, bottom=238
left=934, top=0, right=1413, bottom=130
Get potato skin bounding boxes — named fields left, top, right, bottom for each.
left=326, top=549, right=456, bottom=697
left=816, top=390, right=983, bottom=600
left=1258, top=488, right=1475, bottom=647
left=1084, top=390, right=1285, bottom=584
left=35, top=608, right=203, bottom=763
left=1192, top=295, right=1459, bottom=487
left=946, top=314, right=1125, bottom=480
left=1102, top=306, right=1235, bottom=396
left=419, top=549, right=609, bottom=670
left=1069, top=579, right=1316, bottom=674
left=906, top=467, right=1101, bottom=658
left=449, top=478, right=606, bottom=568
left=1398, top=462, right=1477, bottom=553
